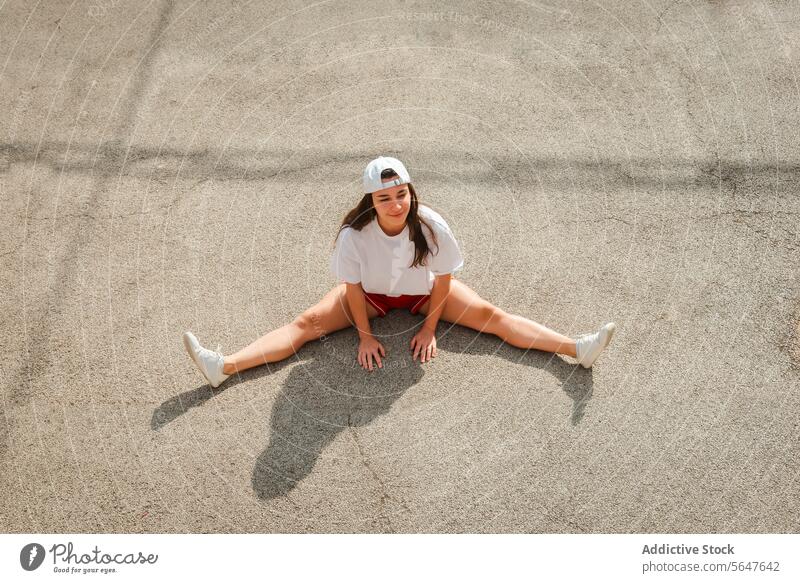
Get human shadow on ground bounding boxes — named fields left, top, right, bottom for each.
left=152, top=311, right=593, bottom=500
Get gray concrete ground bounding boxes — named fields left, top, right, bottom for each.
left=1, top=0, right=799, bottom=533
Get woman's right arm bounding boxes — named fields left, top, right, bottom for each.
left=345, top=282, right=385, bottom=371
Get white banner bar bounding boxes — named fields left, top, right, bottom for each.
left=1, top=534, right=797, bottom=582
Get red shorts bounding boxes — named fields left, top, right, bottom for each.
left=364, top=292, right=430, bottom=317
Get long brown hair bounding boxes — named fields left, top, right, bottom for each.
left=334, top=169, right=439, bottom=268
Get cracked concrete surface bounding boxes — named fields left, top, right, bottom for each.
left=1, top=0, right=799, bottom=533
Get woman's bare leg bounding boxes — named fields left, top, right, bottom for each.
left=417, top=279, right=577, bottom=357
left=222, top=284, right=380, bottom=374
left=498, top=314, right=577, bottom=357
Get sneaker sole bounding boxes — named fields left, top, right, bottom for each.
left=182, top=331, right=216, bottom=387
left=593, top=322, right=617, bottom=366
left=579, top=322, right=617, bottom=368
left=603, top=322, right=617, bottom=347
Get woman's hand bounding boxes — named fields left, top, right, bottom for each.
left=358, top=334, right=386, bottom=372
left=410, top=327, right=437, bottom=362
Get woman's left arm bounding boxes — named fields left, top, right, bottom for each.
left=411, top=273, right=451, bottom=362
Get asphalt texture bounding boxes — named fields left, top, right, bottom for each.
left=1, top=0, right=799, bottom=533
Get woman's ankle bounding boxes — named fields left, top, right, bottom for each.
left=222, top=359, right=237, bottom=375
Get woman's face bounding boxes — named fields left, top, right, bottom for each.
left=371, top=181, right=411, bottom=227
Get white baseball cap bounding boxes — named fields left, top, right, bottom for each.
left=362, top=156, right=411, bottom=193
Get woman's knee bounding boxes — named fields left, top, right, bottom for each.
left=292, top=293, right=353, bottom=341
left=480, top=304, right=509, bottom=336
left=291, top=312, right=321, bottom=343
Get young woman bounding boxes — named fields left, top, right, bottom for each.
left=183, top=156, right=616, bottom=388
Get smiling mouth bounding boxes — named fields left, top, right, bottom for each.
left=388, top=212, right=404, bottom=217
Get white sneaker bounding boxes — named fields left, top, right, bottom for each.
left=182, top=331, right=230, bottom=388
left=575, top=322, right=617, bottom=368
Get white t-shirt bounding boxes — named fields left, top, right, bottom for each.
left=329, top=204, right=464, bottom=296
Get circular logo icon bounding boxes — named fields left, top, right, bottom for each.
left=20, top=543, right=46, bottom=571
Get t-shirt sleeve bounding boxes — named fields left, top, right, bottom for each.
left=329, top=227, right=362, bottom=284
left=426, top=218, right=464, bottom=276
